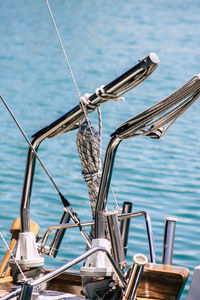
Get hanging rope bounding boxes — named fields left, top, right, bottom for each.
left=46, top=0, right=121, bottom=220
left=77, top=122, right=102, bottom=218
left=77, top=91, right=122, bottom=218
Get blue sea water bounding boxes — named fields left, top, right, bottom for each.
left=0, top=0, right=200, bottom=298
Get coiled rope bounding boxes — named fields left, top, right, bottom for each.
left=77, top=89, right=123, bottom=218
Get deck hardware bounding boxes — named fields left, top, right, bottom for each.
left=162, top=217, right=177, bottom=265
left=122, top=253, right=148, bottom=300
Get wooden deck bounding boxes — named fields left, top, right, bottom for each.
left=0, top=263, right=189, bottom=299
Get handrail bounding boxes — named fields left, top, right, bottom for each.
left=40, top=211, right=155, bottom=262
left=20, top=53, right=159, bottom=233
left=94, top=74, right=200, bottom=241
left=1, top=246, right=127, bottom=300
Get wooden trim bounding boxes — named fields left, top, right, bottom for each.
left=45, top=264, right=190, bottom=299
left=136, top=263, right=190, bottom=300
left=46, top=270, right=83, bottom=296
left=0, top=218, right=39, bottom=278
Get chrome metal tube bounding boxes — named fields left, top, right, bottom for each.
left=48, top=211, right=70, bottom=257
left=105, top=211, right=126, bottom=269
left=41, top=210, right=156, bottom=265
left=32, top=246, right=127, bottom=288
left=41, top=221, right=94, bottom=250
left=18, top=283, right=33, bottom=300
left=162, top=217, right=177, bottom=265
left=119, top=211, right=156, bottom=263
left=95, top=136, right=121, bottom=215
left=95, top=211, right=105, bottom=239
left=95, top=136, right=121, bottom=238
left=33, top=53, right=159, bottom=139
left=123, top=253, right=148, bottom=300
left=41, top=210, right=156, bottom=262
left=20, top=53, right=158, bottom=234
left=120, top=202, right=133, bottom=257
left=1, top=246, right=126, bottom=300
left=144, top=212, right=156, bottom=263
left=94, top=76, right=200, bottom=238
left=20, top=138, right=39, bottom=232
left=0, top=287, right=22, bottom=300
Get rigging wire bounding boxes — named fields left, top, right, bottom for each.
left=45, top=0, right=81, bottom=100
left=0, top=95, right=61, bottom=196
left=45, top=0, right=120, bottom=210
left=45, top=0, right=99, bottom=134
left=0, top=94, right=92, bottom=246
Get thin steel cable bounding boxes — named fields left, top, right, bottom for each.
left=97, top=107, right=120, bottom=211
left=46, top=0, right=96, bottom=131
left=45, top=0, right=81, bottom=99
left=0, top=94, right=61, bottom=195
left=46, top=0, right=159, bottom=213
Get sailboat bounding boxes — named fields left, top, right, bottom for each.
left=0, top=1, right=200, bottom=299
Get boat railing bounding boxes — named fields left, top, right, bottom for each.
left=39, top=210, right=155, bottom=263
left=94, top=74, right=200, bottom=249
left=20, top=53, right=159, bottom=234
left=1, top=246, right=127, bottom=300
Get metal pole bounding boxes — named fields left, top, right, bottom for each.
left=17, top=53, right=158, bottom=234
left=120, top=202, right=133, bottom=257
left=1, top=246, right=126, bottom=300
left=48, top=211, right=70, bottom=257
left=105, top=211, right=126, bottom=269
left=18, top=283, right=34, bottom=300
left=32, top=246, right=126, bottom=288
left=123, top=253, right=148, bottom=300
left=162, top=217, right=177, bottom=265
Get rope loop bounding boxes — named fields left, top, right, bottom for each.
left=79, top=86, right=125, bottom=115
left=82, top=170, right=102, bottom=184
left=80, top=93, right=98, bottom=113
left=95, top=85, right=125, bottom=102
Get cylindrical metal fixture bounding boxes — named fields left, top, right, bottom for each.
left=2, top=246, right=127, bottom=300
left=120, top=202, right=133, bottom=257
left=144, top=212, right=156, bottom=263
left=123, top=253, right=148, bottom=300
left=162, top=217, right=177, bottom=265
left=105, top=211, right=126, bottom=270
left=48, top=211, right=70, bottom=257
left=18, top=283, right=33, bottom=300
left=95, top=211, right=105, bottom=239
left=19, top=53, right=159, bottom=234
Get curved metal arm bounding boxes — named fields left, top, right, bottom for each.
left=40, top=211, right=155, bottom=262
left=95, top=74, right=200, bottom=238
left=33, top=53, right=159, bottom=140
left=1, top=246, right=127, bottom=300
left=20, top=53, right=159, bottom=233
left=112, top=74, right=200, bottom=140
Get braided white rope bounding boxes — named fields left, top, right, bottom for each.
left=95, top=85, right=125, bottom=102
left=77, top=123, right=102, bottom=218
left=78, top=89, right=121, bottom=217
